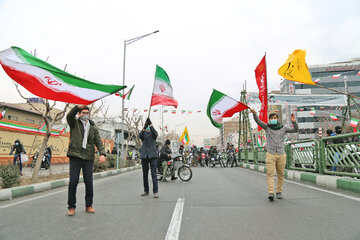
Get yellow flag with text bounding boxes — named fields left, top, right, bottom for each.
left=278, top=49, right=315, bottom=85
left=179, top=126, right=190, bottom=145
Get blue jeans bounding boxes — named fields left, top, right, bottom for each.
left=13, top=154, right=22, bottom=173
left=141, top=158, right=158, bottom=193
left=68, top=157, right=94, bottom=209
left=332, top=152, right=341, bottom=171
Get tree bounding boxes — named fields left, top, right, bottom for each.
left=14, top=82, right=69, bottom=182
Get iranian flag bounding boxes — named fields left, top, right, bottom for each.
left=207, top=89, right=249, bottom=128
left=350, top=118, right=359, bottom=127
left=329, top=113, right=338, bottom=121
left=0, top=47, right=126, bottom=104
left=116, top=85, right=135, bottom=100
left=332, top=74, right=341, bottom=79
left=310, top=109, right=316, bottom=115
left=150, top=65, right=178, bottom=108
left=0, top=109, right=6, bottom=119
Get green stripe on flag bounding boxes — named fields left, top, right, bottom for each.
left=155, top=65, right=171, bottom=85
left=12, top=47, right=125, bottom=93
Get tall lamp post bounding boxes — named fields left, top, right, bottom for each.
left=117, top=30, right=159, bottom=169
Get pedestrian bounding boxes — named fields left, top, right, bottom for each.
left=331, top=126, right=349, bottom=171
left=66, top=105, right=106, bottom=216
left=139, top=118, right=159, bottom=198
left=159, top=139, right=172, bottom=182
left=250, top=109, right=299, bottom=201
left=9, top=139, right=26, bottom=175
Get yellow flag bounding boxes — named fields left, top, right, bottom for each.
left=179, top=126, right=190, bottom=145
left=278, top=49, right=315, bottom=85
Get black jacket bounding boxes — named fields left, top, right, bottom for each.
left=139, top=126, right=158, bottom=159
left=9, top=140, right=26, bottom=155
left=160, top=144, right=172, bottom=162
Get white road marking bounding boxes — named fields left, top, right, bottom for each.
left=239, top=167, right=360, bottom=202
left=165, top=198, right=185, bottom=240
left=0, top=170, right=138, bottom=209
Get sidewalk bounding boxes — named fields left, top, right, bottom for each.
left=240, top=163, right=360, bottom=194
left=22, top=163, right=69, bottom=177
left=0, top=165, right=141, bottom=201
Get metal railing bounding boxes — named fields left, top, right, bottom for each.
left=238, top=132, right=360, bottom=178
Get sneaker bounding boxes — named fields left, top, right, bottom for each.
left=162, top=179, right=168, bottom=182
left=154, top=193, right=159, bottom=198
left=268, top=193, right=275, bottom=201
left=276, top=192, right=283, bottom=199
left=67, top=208, right=75, bottom=216
left=171, top=176, right=178, bottom=180
left=141, top=192, right=149, bottom=196
left=86, top=206, right=95, bottom=213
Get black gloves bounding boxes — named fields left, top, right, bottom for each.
left=146, top=118, right=152, bottom=125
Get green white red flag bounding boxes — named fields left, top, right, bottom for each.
left=150, top=65, right=178, bottom=108
left=350, top=118, right=359, bottom=127
left=0, top=47, right=126, bottom=104
left=207, top=89, right=249, bottom=128
left=115, top=85, right=135, bottom=100
left=329, top=114, right=338, bottom=121
left=179, top=126, right=190, bottom=145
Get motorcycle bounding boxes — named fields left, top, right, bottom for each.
left=209, top=153, right=225, bottom=168
left=198, top=152, right=206, bottom=167
left=31, top=148, right=51, bottom=169
left=158, top=153, right=193, bottom=181
left=226, top=151, right=238, bottom=167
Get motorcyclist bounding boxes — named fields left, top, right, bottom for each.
left=159, top=140, right=172, bottom=182
left=9, top=139, right=26, bottom=175
left=198, top=147, right=206, bottom=167
left=227, top=144, right=237, bottom=167
left=179, top=145, right=184, bottom=156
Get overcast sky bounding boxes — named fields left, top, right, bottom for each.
left=0, top=0, right=359, bottom=145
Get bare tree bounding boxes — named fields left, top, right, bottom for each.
left=13, top=82, right=69, bottom=182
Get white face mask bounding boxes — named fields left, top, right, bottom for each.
left=80, top=114, right=89, bottom=121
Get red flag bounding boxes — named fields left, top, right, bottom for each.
left=255, top=55, right=268, bottom=131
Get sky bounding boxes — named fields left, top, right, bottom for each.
left=0, top=0, right=359, bottom=145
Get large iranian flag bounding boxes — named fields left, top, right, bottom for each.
left=207, top=89, right=249, bottom=128
left=0, top=46, right=126, bottom=104
left=150, top=65, right=178, bottom=108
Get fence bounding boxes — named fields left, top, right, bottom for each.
left=237, top=132, right=360, bottom=178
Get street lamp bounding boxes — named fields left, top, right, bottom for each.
left=117, top=30, right=159, bottom=169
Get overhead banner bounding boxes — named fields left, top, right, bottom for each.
left=248, top=93, right=347, bottom=106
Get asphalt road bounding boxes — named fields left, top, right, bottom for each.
left=1, top=166, right=360, bottom=240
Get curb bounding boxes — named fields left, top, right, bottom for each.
left=239, top=163, right=360, bottom=194
left=0, top=165, right=141, bottom=201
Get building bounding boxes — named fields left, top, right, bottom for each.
left=0, top=102, right=44, bottom=125
left=220, top=119, right=239, bottom=146
left=280, top=57, right=360, bottom=139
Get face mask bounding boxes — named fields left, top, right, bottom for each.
left=270, top=119, right=278, bottom=125
left=80, top=114, right=89, bottom=121
left=146, top=126, right=151, bottom=131
left=15, top=143, right=19, bottom=146
left=336, top=130, right=342, bottom=134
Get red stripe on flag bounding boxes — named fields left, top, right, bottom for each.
left=150, top=94, right=178, bottom=108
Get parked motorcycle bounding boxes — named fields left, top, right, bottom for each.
left=31, top=148, right=51, bottom=169
left=158, top=153, right=193, bottom=181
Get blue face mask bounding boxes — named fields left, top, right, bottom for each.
left=270, top=119, right=278, bottom=125
left=146, top=126, right=151, bottom=131
left=15, top=143, right=19, bottom=146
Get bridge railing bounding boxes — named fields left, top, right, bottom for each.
left=237, top=132, right=360, bottom=178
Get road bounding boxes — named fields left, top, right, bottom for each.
left=1, top=166, right=360, bottom=240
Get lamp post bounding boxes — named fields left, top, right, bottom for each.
left=117, top=30, right=159, bottom=169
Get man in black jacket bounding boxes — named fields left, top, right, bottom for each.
left=9, top=139, right=26, bottom=174
left=139, top=118, right=159, bottom=198
left=160, top=140, right=172, bottom=182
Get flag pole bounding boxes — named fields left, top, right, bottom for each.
left=315, top=83, right=360, bottom=100
left=147, top=65, right=158, bottom=118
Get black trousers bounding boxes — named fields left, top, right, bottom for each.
left=67, top=157, right=94, bottom=209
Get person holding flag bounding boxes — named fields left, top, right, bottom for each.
left=139, top=118, right=159, bottom=198
left=250, top=109, right=299, bottom=201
